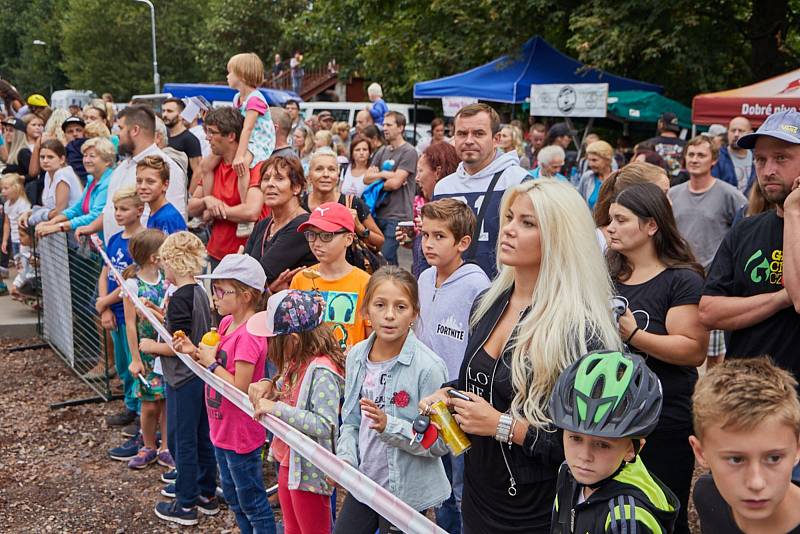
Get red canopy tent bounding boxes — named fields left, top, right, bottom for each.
left=692, top=68, right=800, bottom=126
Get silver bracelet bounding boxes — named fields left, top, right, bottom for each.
left=495, top=412, right=513, bottom=443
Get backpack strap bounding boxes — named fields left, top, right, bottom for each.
left=464, top=169, right=504, bottom=260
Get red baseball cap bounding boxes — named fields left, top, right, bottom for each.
left=298, top=201, right=355, bottom=233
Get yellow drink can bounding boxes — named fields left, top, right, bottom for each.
left=429, top=401, right=471, bottom=456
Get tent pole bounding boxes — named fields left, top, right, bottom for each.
left=511, top=104, right=516, bottom=121
left=577, top=117, right=594, bottom=161
left=692, top=124, right=696, bottom=138
left=413, top=99, right=418, bottom=146
left=565, top=117, right=580, bottom=152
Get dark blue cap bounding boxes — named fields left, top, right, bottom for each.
left=737, top=109, right=800, bottom=149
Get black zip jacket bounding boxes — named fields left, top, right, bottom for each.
left=551, top=460, right=679, bottom=534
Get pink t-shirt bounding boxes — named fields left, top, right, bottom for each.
left=206, top=315, right=267, bottom=454
left=235, top=93, right=268, bottom=115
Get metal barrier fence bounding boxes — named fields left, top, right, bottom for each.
left=38, top=232, right=113, bottom=403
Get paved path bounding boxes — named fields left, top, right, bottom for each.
left=0, top=292, right=39, bottom=339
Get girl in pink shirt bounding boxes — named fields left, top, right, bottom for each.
left=177, top=253, right=275, bottom=533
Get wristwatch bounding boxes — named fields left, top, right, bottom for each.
left=358, top=228, right=370, bottom=239
left=208, top=361, right=221, bottom=373
left=495, top=412, right=513, bottom=443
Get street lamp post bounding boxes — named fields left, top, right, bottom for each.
left=134, top=0, right=160, bottom=94
left=32, top=40, right=53, bottom=98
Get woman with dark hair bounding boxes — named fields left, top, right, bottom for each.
left=340, top=135, right=372, bottom=197
left=244, top=155, right=316, bottom=291
left=605, top=182, right=707, bottom=534
left=593, top=161, right=670, bottom=235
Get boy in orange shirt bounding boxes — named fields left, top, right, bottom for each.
left=290, top=202, right=370, bottom=351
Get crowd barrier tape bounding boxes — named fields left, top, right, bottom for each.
left=90, top=235, right=447, bottom=534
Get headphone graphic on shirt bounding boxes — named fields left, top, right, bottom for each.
left=327, top=293, right=355, bottom=324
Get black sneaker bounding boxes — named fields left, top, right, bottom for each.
left=108, top=433, right=143, bottom=461
left=161, top=469, right=177, bottom=484
left=154, top=500, right=198, bottom=526
left=121, top=417, right=140, bottom=438
left=197, top=495, right=220, bottom=516
left=106, top=410, right=136, bottom=427
left=161, top=483, right=176, bottom=499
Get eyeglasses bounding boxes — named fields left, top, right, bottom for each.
left=211, top=286, right=237, bottom=299
left=304, top=230, right=348, bottom=243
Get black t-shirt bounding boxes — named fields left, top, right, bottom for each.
left=694, top=474, right=800, bottom=533
left=614, top=268, right=704, bottom=430
left=164, top=283, right=212, bottom=388
left=461, top=347, right=555, bottom=533
left=645, top=135, right=686, bottom=178
left=168, top=129, right=202, bottom=182
left=704, top=211, right=800, bottom=376
left=243, top=213, right=317, bottom=283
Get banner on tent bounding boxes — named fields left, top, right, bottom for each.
left=90, top=235, right=446, bottom=534
left=530, top=83, right=608, bottom=118
left=442, top=96, right=478, bottom=117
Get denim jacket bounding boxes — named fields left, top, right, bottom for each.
left=337, top=331, right=451, bottom=511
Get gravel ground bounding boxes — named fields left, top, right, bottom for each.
left=0, top=337, right=701, bottom=533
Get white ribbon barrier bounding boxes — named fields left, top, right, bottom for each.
left=91, top=235, right=446, bottom=534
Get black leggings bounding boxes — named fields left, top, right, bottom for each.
left=333, top=493, right=423, bottom=534
left=639, top=426, right=694, bottom=534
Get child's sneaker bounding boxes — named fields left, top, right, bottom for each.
left=154, top=500, right=198, bottom=526
left=128, top=447, right=157, bottom=469
left=157, top=449, right=175, bottom=469
left=108, top=433, right=143, bottom=461
left=161, top=483, right=176, bottom=498
left=161, top=469, right=177, bottom=484
left=197, top=495, right=220, bottom=516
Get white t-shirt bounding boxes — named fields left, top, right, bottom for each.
left=4, top=197, right=32, bottom=243
left=102, top=144, right=187, bottom=243
left=189, top=124, right=212, bottom=158
left=341, top=165, right=367, bottom=197
left=42, top=166, right=82, bottom=212
left=357, top=356, right=397, bottom=486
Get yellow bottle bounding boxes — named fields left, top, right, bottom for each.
left=200, top=327, right=220, bottom=349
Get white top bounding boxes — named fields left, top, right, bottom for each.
left=42, top=166, right=82, bottom=212
left=189, top=124, right=212, bottom=158
left=340, top=165, right=367, bottom=197
left=102, top=143, right=187, bottom=243
left=4, top=197, right=32, bottom=243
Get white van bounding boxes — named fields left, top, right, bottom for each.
left=299, top=101, right=436, bottom=145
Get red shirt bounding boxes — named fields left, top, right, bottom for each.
left=207, top=161, right=265, bottom=260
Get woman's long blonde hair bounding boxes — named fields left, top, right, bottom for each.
left=470, top=179, right=621, bottom=428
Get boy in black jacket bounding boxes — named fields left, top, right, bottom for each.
left=549, top=350, right=679, bottom=534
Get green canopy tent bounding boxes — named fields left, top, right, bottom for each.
left=607, top=90, right=692, bottom=129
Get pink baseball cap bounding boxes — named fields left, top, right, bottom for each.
left=297, top=202, right=355, bottom=233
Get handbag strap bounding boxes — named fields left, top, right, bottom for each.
left=465, top=169, right=504, bottom=260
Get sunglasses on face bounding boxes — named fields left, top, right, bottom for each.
left=211, top=285, right=237, bottom=299
left=304, top=230, right=348, bottom=243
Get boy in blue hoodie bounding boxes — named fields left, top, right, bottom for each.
left=416, top=198, right=490, bottom=534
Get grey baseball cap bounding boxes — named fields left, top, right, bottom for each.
left=196, top=254, right=266, bottom=291
left=737, top=109, right=800, bottom=149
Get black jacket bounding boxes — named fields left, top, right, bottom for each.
left=551, top=460, right=679, bottom=534
left=452, top=286, right=565, bottom=486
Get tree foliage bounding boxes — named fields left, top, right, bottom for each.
left=0, top=0, right=799, bottom=105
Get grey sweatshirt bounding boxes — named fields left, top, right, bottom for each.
left=416, top=262, right=491, bottom=380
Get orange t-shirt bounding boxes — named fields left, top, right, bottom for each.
left=290, top=265, right=371, bottom=350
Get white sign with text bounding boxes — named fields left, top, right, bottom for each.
left=529, top=83, right=608, bottom=117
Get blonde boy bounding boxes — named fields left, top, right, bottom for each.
left=690, top=357, right=800, bottom=534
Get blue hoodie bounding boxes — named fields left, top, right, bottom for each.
left=416, top=262, right=491, bottom=380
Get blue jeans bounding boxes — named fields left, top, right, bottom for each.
left=376, top=218, right=400, bottom=265
left=110, top=324, right=139, bottom=414
left=166, top=376, right=217, bottom=508
left=215, top=446, right=276, bottom=534
left=436, top=453, right=464, bottom=534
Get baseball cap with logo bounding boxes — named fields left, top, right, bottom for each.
left=196, top=253, right=267, bottom=292
left=27, top=94, right=48, bottom=107
left=659, top=112, right=680, bottom=133
left=246, top=289, right=325, bottom=337
left=737, top=110, right=800, bottom=149
left=2, top=117, right=27, bottom=133
left=61, top=116, right=86, bottom=131
left=297, top=201, right=355, bottom=233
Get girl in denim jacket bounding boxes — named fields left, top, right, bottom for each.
left=335, top=266, right=451, bottom=534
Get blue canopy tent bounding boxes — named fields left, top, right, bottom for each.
left=163, top=83, right=301, bottom=107
left=413, top=36, right=662, bottom=103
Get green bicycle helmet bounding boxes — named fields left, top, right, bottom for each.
left=549, top=350, right=662, bottom=439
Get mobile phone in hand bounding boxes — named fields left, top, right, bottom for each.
left=447, top=389, right=472, bottom=402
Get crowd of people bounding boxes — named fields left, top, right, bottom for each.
left=1, top=48, right=800, bottom=534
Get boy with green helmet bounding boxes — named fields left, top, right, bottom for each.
left=548, top=350, right=679, bottom=534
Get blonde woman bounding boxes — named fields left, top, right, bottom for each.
left=313, top=129, right=334, bottom=151
left=421, top=179, right=620, bottom=532
left=292, top=125, right=314, bottom=175
left=576, top=140, right=615, bottom=209
left=498, top=125, right=530, bottom=169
